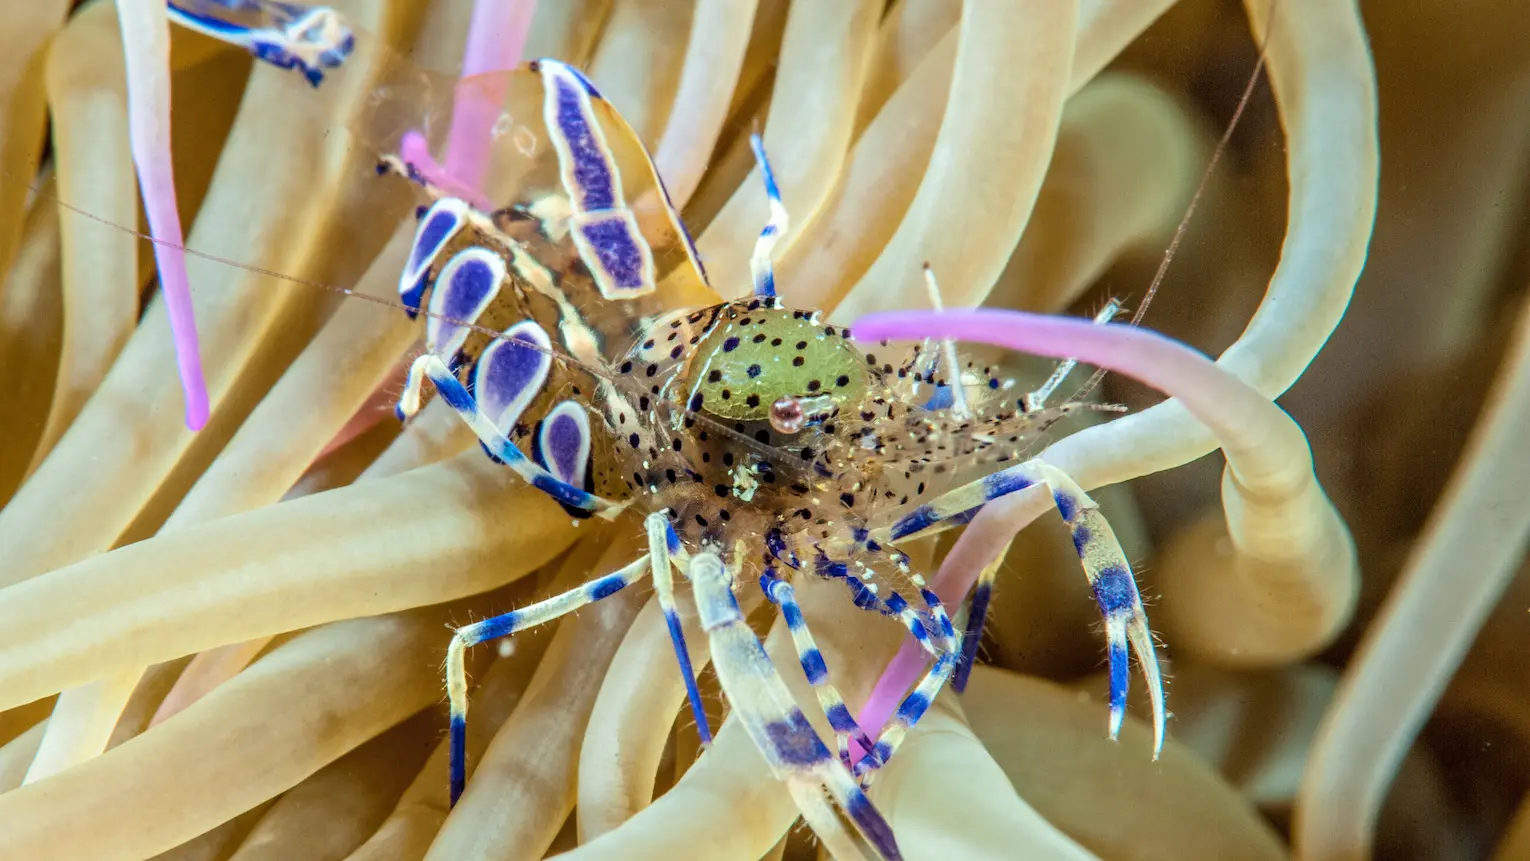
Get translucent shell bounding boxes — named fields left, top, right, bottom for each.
left=365, top=58, right=715, bottom=361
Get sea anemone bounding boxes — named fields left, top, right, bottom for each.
left=0, top=1, right=1521, bottom=860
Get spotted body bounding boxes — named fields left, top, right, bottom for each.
left=368, top=51, right=1162, bottom=861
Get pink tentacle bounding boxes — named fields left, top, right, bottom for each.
left=117, top=0, right=208, bottom=430
left=444, top=0, right=538, bottom=189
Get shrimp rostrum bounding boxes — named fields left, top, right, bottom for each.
left=377, top=57, right=1164, bottom=861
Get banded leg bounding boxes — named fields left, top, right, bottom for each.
left=952, top=552, right=1006, bottom=693
left=446, top=554, right=651, bottom=804
left=760, top=567, right=877, bottom=771
left=880, top=590, right=946, bottom=662
left=167, top=1, right=354, bottom=87
left=748, top=134, right=788, bottom=299
left=690, top=551, right=901, bottom=861
left=645, top=512, right=713, bottom=745
left=857, top=588, right=961, bottom=777
left=875, top=459, right=1166, bottom=757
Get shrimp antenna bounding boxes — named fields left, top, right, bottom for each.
left=1072, top=0, right=1276, bottom=401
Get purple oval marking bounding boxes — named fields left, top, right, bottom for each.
left=475, top=321, right=552, bottom=433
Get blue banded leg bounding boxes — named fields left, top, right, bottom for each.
left=167, top=1, right=354, bottom=87
left=857, top=588, right=962, bottom=778
left=748, top=134, right=788, bottom=299
left=645, top=512, right=712, bottom=745
left=875, top=459, right=1166, bottom=757
left=952, top=552, right=1007, bottom=693
left=760, top=567, right=877, bottom=772
left=446, top=554, right=651, bottom=804
left=880, top=591, right=946, bottom=662
left=690, top=552, right=902, bottom=861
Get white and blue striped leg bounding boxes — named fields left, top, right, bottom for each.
left=690, top=552, right=902, bottom=861
left=166, top=1, right=355, bottom=87
left=748, top=134, right=788, bottom=299
left=645, top=512, right=713, bottom=745
left=760, top=567, right=877, bottom=772
left=879, top=589, right=946, bottom=662
left=445, top=553, right=652, bottom=804
left=875, top=460, right=1166, bottom=758
left=856, top=589, right=962, bottom=779
left=951, top=559, right=999, bottom=693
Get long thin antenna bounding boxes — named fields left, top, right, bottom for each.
left=25, top=173, right=830, bottom=483
left=1074, top=0, right=1276, bottom=400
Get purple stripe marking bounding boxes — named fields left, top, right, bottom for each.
left=551, top=77, right=616, bottom=211
left=578, top=217, right=647, bottom=290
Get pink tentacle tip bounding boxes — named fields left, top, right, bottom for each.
left=145, top=191, right=209, bottom=432
left=399, top=130, right=493, bottom=211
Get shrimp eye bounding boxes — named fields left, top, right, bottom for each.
left=769, top=397, right=806, bottom=434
